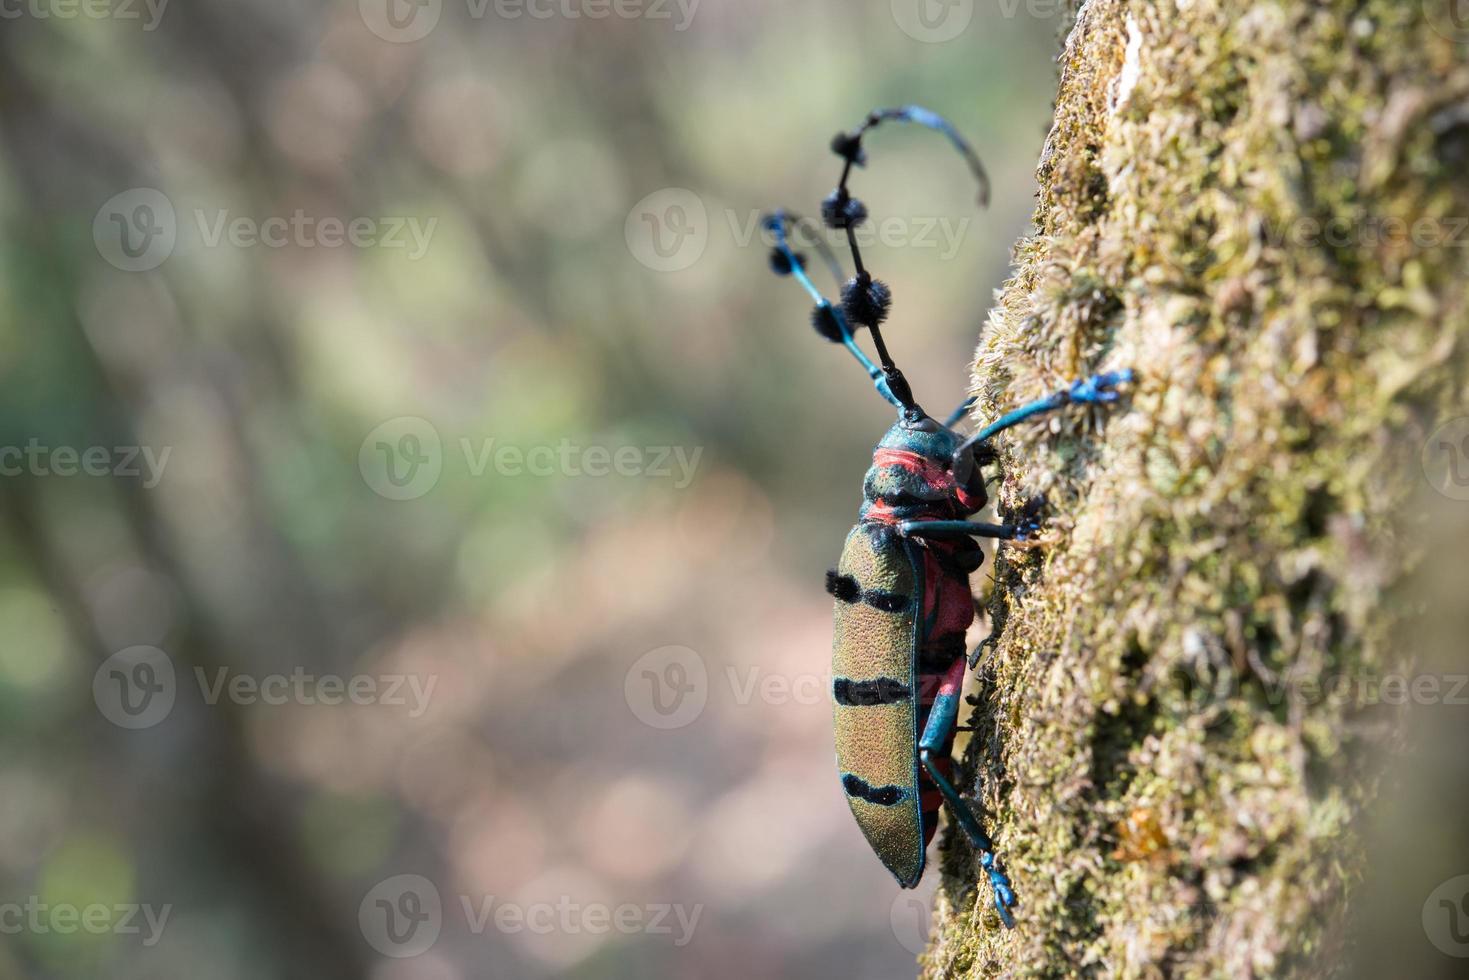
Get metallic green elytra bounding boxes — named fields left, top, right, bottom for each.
left=831, top=523, right=926, bottom=886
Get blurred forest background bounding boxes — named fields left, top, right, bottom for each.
left=0, top=2, right=1072, bottom=978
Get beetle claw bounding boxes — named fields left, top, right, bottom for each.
left=1066, top=368, right=1135, bottom=405
left=993, top=877, right=1015, bottom=906
left=987, top=866, right=1018, bottom=928
left=1012, top=519, right=1043, bottom=541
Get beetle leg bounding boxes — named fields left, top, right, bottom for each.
left=918, top=659, right=1017, bottom=928
left=950, top=369, right=1136, bottom=465
left=919, top=749, right=1016, bottom=928
left=898, top=519, right=1036, bottom=541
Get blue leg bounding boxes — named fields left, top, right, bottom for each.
left=920, top=658, right=1016, bottom=928
left=898, top=519, right=1040, bottom=541
left=953, top=369, right=1135, bottom=458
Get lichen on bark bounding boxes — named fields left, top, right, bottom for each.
left=921, top=2, right=1468, bottom=977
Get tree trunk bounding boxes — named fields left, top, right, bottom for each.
left=926, top=2, right=1468, bottom=976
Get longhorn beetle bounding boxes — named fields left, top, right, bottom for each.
left=762, top=106, right=1133, bottom=927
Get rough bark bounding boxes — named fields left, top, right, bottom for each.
left=924, top=2, right=1468, bottom=977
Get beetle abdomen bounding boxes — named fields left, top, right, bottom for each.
left=829, top=524, right=925, bottom=887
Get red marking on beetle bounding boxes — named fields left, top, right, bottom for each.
left=922, top=550, right=977, bottom=639
left=863, top=499, right=899, bottom=524
left=935, top=657, right=965, bottom=699
left=921, top=555, right=941, bottom=615
left=955, top=483, right=985, bottom=511
left=872, top=448, right=955, bottom=489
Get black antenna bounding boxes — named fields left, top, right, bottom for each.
left=820, top=106, right=990, bottom=417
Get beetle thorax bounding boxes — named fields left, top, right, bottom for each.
left=859, top=418, right=963, bottom=524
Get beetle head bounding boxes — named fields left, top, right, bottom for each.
left=879, top=412, right=960, bottom=463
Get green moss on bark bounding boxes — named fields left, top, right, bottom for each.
left=922, top=2, right=1468, bottom=976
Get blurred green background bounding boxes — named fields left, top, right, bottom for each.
left=0, top=2, right=1066, bottom=977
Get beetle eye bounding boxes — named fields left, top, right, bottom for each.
left=951, top=446, right=975, bottom=485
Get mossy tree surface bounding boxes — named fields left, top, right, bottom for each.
left=924, top=2, right=1467, bottom=977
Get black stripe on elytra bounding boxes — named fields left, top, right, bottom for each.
left=825, top=570, right=860, bottom=602
left=825, top=571, right=911, bottom=613
left=833, top=677, right=912, bottom=706
left=842, top=774, right=906, bottom=806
